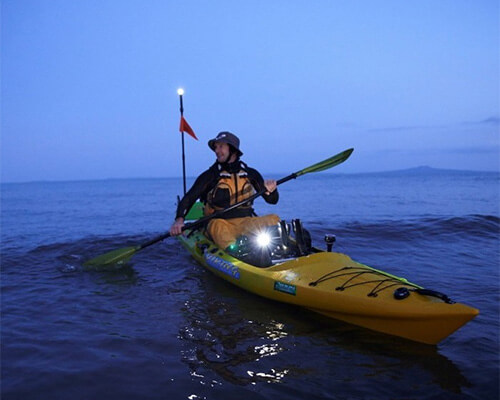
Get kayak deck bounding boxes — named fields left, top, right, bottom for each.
left=177, top=229, right=478, bottom=345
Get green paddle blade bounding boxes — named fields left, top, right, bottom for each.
left=83, top=246, right=139, bottom=268
left=296, top=148, right=354, bottom=176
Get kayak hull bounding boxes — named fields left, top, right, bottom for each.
left=177, top=230, right=478, bottom=345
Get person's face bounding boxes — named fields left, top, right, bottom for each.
left=214, top=142, right=232, bottom=163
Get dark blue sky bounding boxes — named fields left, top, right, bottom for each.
left=2, top=0, right=498, bottom=182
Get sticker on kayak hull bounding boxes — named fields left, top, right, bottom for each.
left=274, top=281, right=296, bottom=296
left=204, top=252, right=240, bottom=280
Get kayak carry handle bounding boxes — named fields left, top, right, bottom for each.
left=413, top=288, right=455, bottom=304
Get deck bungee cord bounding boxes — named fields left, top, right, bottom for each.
left=308, top=266, right=421, bottom=296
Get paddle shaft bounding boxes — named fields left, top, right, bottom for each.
left=84, top=148, right=353, bottom=265
left=128, top=169, right=302, bottom=254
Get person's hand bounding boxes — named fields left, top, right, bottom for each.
left=170, top=217, right=185, bottom=236
left=264, top=179, right=277, bottom=195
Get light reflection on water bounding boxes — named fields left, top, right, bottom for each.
left=175, top=262, right=478, bottom=398
left=247, top=368, right=289, bottom=384
left=180, top=318, right=289, bottom=385
left=178, top=278, right=296, bottom=387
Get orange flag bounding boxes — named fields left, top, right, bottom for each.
left=179, top=116, right=198, bottom=140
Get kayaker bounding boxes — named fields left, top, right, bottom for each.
left=169, top=131, right=280, bottom=251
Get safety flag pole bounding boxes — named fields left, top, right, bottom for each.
left=177, top=88, right=187, bottom=195
left=177, top=88, right=198, bottom=196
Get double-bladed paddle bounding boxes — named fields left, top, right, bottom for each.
left=84, top=148, right=354, bottom=267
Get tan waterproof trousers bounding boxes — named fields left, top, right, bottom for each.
left=207, top=214, right=280, bottom=250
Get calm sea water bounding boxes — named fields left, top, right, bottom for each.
left=1, top=170, right=499, bottom=400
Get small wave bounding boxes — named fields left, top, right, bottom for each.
left=0, top=233, right=179, bottom=275
left=425, top=214, right=500, bottom=237
left=318, top=214, right=500, bottom=241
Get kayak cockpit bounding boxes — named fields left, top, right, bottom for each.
left=222, top=218, right=324, bottom=267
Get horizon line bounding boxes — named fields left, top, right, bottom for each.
left=2, top=165, right=499, bottom=185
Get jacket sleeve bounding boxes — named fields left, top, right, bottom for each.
left=248, top=167, right=279, bottom=205
left=175, top=168, right=215, bottom=219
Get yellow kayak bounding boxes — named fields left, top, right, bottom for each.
left=177, top=228, right=478, bottom=345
